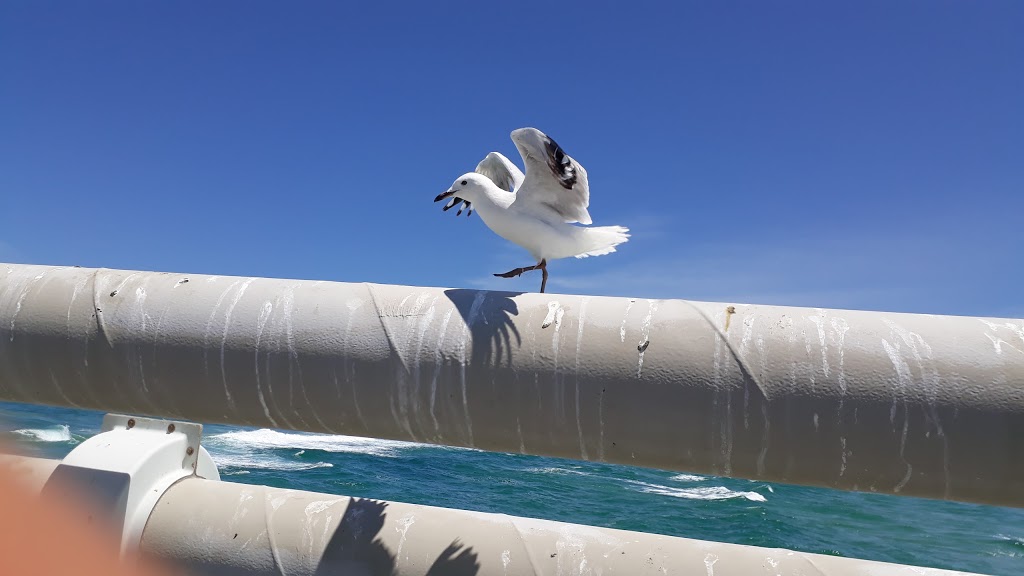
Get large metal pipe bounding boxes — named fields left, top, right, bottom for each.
left=0, top=263, right=1021, bottom=507
left=0, top=455, right=981, bottom=575
left=140, top=476, right=981, bottom=576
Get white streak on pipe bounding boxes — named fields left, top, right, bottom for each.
left=430, top=308, right=455, bottom=434
left=637, top=300, right=657, bottom=378
left=542, top=301, right=559, bottom=329
left=575, top=297, right=589, bottom=460
left=219, top=279, right=255, bottom=408
left=204, top=279, right=242, bottom=395
left=254, top=301, right=280, bottom=427
left=620, top=298, right=635, bottom=343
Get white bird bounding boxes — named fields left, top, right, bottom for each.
left=434, top=127, right=630, bottom=293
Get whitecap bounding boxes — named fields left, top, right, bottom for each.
left=211, top=453, right=334, bottom=472
left=11, top=424, right=75, bottom=443
left=668, top=474, right=706, bottom=482
left=204, top=428, right=420, bottom=457
left=626, top=480, right=766, bottom=502
left=521, top=467, right=590, bottom=476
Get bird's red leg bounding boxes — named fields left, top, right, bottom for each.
left=493, top=264, right=538, bottom=279
left=494, top=259, right=548, bottom=293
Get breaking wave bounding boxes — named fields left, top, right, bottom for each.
left=204, top=428, right=417, bottom=458
left=668, top=474, right=706, bottom=482
left=11, top=424, right=75, bottom=443
left=521, top=467, right=590, bottom=476
left=626, top=480, right=767, bottom=502
left=210, top=452, right=334, bottom=472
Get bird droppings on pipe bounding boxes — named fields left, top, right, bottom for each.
left=620, top=299, right=636, bottom=342
left=542, top=301, right=560, bottom=328
left=724, top=306, right=736, bottom=332
left=395, top=514, right=416, bottom=560
left=979, top=318, right=1024, bottom=355
left=704, top=552, right=719, bottom=576
left=218, top=278, right=255, bottom=410
left=253, top=301, right=279, bottom=427
left=575, top=297, right=590, bottom=460
left=429, top=307, right=453, bottom=434
left=808, top=311, right=830, bottom=378
left=636, top=300, right=658, bottom=378
left=738, top=315, right=758, bottom=431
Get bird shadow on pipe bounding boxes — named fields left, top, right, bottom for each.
left=316, top=497, right=480, bottom=575
left=444, top=289, right=522, bottom=368
left=317, top=498, right=397, bottom=575
left=425, top=540, right=481, bottom=575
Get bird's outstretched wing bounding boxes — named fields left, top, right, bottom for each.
left=509, top=127, right=592, bottom=225
left=475, top=151, right=525, bottom=193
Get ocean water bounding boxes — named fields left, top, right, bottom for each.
left=1, top=401, right=1021, bottom=575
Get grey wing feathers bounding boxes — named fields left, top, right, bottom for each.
left=475, top=152, right=525, bottom=193
left=509, top=127, right=592, bottom=225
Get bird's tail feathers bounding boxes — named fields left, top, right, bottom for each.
left=574, top=225, right=630, bottom=258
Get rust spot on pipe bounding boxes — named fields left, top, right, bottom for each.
left=724, top=306, right=736, bottom=331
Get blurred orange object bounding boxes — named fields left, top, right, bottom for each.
left=0, top=450, right=178, bottom=576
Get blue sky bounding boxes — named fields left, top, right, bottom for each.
left=2, top=2, right=1021, bottom=318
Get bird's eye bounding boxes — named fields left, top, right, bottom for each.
left=461, top=180, right=467, bottom=186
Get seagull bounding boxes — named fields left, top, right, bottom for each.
left=434, top=127, right=630, bottom=293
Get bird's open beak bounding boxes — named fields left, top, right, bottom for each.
left=434, top=189, right=455, bottom=202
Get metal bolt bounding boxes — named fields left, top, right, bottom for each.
left=167, top=423, right=175, bottom=434
left=127, top=419, right=135, bottom=429
left=186, top=447, right=194, bottom=456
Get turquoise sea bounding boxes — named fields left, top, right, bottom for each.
left=1, top=401, right=1021, bottom=575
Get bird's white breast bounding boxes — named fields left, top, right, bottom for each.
left=473, top=197, right=576, bottom=262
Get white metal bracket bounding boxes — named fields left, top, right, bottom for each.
left=40, top=413, right=220, bottom=555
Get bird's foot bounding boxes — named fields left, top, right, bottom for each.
left=494, top=267, right=530, bottom=278
left=493, top=260, right=548, bottom=292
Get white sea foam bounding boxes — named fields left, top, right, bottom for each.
left=994, top=533, right=1024, bottom=546
left=668, top=474, right=706, bottom=482
left=11, top=424, right=74, bottom=443
left=522, top=466, right=590, bottom=476
left=211, top=452, right=334, bottom=472
left=205, top=428, right=418, bottom=457
left=626, top=480, right=767, bottom=502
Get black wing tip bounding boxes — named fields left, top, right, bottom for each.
left=543, top=135, right=577, bottom=190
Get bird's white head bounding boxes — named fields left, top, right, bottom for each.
left=434, top=172, right=492, bottom=205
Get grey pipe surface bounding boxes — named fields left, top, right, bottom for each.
left=1, top=263, right=1022, bottom=507
left=140, top=476, right=980, bottom=576
left=0, top=456, right=981, bottom=575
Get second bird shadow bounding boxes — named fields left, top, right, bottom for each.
left=443, top=289, right=523, bottom=367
